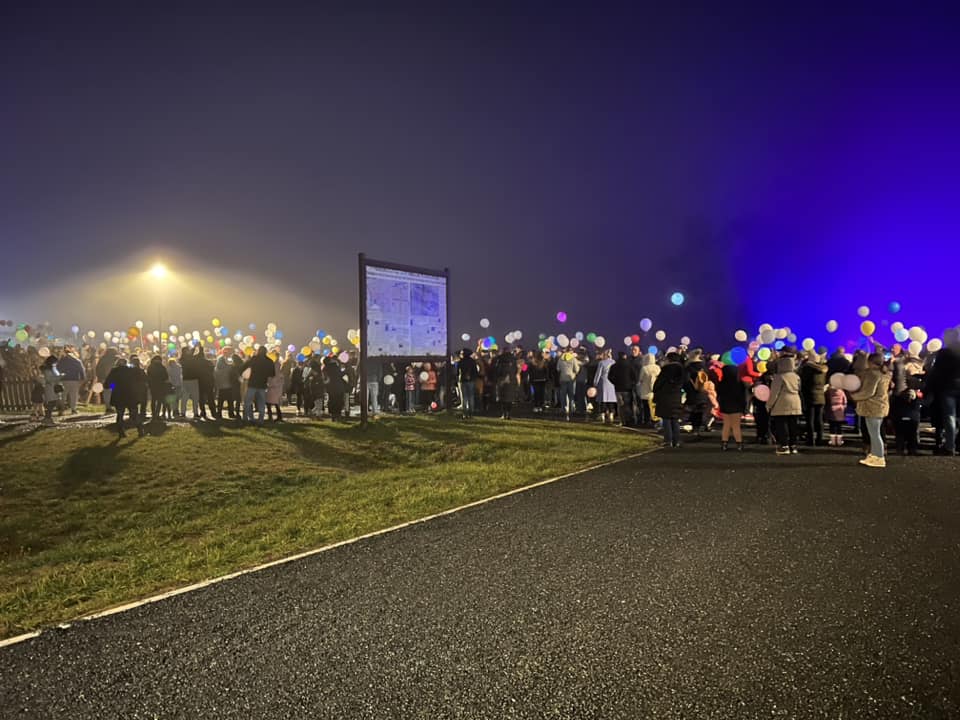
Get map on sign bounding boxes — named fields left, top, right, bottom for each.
left=365, top=265, right=447, bottom=357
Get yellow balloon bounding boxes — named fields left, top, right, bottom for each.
left=161, top=332, right=168, bottom=339
left=212, top=317, right=221, bottom=327
left=756, top=361, right=767, bottom=374
left=322, top=336, right=331, bottom=345
left=301, top=346, right=312, bottom=356
left=244, top=346, right=254, bottom=357
left=860, top=320, right=876, bottom=337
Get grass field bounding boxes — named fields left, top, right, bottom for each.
left=0, top=416, right=654, bottom=639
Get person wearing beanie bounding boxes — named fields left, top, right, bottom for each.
left=851, top=352, right=892, bottom=468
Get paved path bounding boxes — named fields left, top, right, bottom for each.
left=2, top=443, right=959, bottom=719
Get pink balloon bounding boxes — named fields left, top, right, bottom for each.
left=753, top=384, right=771, bottom=402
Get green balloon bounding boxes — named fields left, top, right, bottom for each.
left=586, top=332, right=597, bottom=343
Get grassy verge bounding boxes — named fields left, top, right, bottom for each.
left=0, top=416, right=654, bottom=638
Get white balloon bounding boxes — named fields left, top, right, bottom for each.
left=908, top=341, right=923, bottom=356
left=908, top=326, right=927, bottom=343
left=570, top=338, right=580, bottom=348
left=926, top=339, right=943, bottom=353
left=557, top=334, right=570, bottom=347
left=734, top=330, right=747, bottom=342
left=574, top=332, right=583, bottom=341
left=760, top=329, right=776, bottom=345
left=461, top=333, right=471, bottom=342
left=505, top=332, right=515, bottom=344
left=419, top=371, right=429, bottom=382
left=841, top=374, right=861, bottom=392
left=594, top=336, right=606, bottom=348
left=680, top=336, right=691, bottom=346
left=383, top=374, right=394, bottom=385
left=514, top=330, right=523, bottom=340
left=802, top=338, right=816, bottom=351
left=758, top=323, right=774, bottom=333
left=787, top=333, right=798, bottom=343
left=857, top=306, right=870, bottom=318
left=829, top=373, right=845, bottom=389
left=135, top=320, right=144, bottom=329
left=655, top=330, right=666, bottom=341
left=826, top=320, right=838, bottom=333
left=480, top=318, right=490, bottom=328
left=623, top=336, right=633, bottom=347
left=775, top=328, right=788, bottom=340
left=891, top=321, right=904, bottom=333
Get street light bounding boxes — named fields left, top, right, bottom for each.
left=150, top=262, right=168, bottom=279
left=149, top=262, right=169, bottom=353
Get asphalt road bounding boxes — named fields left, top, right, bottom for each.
left=2, top=442, right=959, bottom=719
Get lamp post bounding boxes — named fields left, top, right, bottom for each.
left=150, top=263, right=168, bottom=352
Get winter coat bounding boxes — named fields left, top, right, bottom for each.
left=266, top=361, right=284, bottom=404
left=56, top=354, right=85, bottom=381
left=716, top=365, right=746, bottom=414
left=493, top=353, right=521, bottom=403
left=799, top=360, right=828, bottom=407
left=826, top=352, right=852, bottom=377
left=737, top=356, right=761, bottom=386
left=768, top=357, right=802, bottom=416
left=166, top=361, right=183, bottom=387
left=146, top=361, right=169, bottom=396
left=851, top=367, right=891, bottom=418
left=825, top=387, right=847, bottom=422
left=42, top=367, right=61, bottom=403
left=95, top=349, right=118, bottom=382
left=926, top=346, right=960, bottom=399
left=457, top=356, right=479, bottom=383
left=629, top=353, right=645, bottom=388
left=593, top=358, right=617, bottom=403
left=242, top=353, right=276, bottom=390
left=557, top=355, right=581, bottom=383
left=652, top=361, right=684, bottom=418
left=608, top=358, right=638, bottom=393
left=639, top=355, right=661, bottom=400
left=214, top=356, right=235, bottom=390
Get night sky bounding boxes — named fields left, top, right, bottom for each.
left=3, top=3, right=959, bottom=350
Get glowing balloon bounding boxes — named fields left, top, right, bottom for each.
left=787, top=333, right=798, bottom=344
left=758, top=323, right=774, bottom=333
left=586, top=332, right=597, bottom=343
left=211, top=318, right=221, bottom=327
left=623, top=336, right=633, bottom=347
left=775, top=328, right=788, bottom=340
left=383, top=374, right=394, bottom=385
left=570, top=338, right=580, bottom=348
left=756, top=361, right=767, bottom=373
left=557, top=334, right=570, bottom=347
left=461, top=333, right=471, bottom=342
left=38, top=346, right=50, bottom=358
left=586, top=387, right=598, bottom=398
left=248, top=323, right=256, bottom=331
left=826, top=320, right=838, bottom=333
left=505, top=332, right=515, bottom=344
left=680, top=336, right=690, bottom=346
left=70, top=324, right=80, bottom=334
left=753, top=384, right=771, bottom=402
left=734, top=330, right=747, bottom=342
left=891, top=321, right=904, bottom=333
left=721, top=351, right=734, bottom=366
left=888, top=301, right=901, bottom=314
left=86, top=330, right=96, bottom=338
left=655, top=330, right=666, bottom=341
left=575, top=331, right=584, bottom=340
left=730, top=347, right=748, bottom=365
left=894, top=328, right=910, bottom=342
left=295, top=353, right=305, bottom=362
left=927, top=338, right=943, bottom=353
left=556, top=311, right=567, bottom=323
left=799, top=337, right=814, bottom=351
left=480, top=318, right=490, bottom=328
left=169, top=325, right=178, bottom=334
left=514, top=330, right=523, bottom=340
left=91, top=382, right=104, bottom=393
left=419, top=371, right=429, bottom=382
left=594, top=336, right=606, bottom=348
left=757, top=347, right=772, bottom=361
left=857, top=306, right=870, bottom=318
left=841, top=374, right=861, bottom=392
left=760, top=329, right=776, bottom=345
left=647, top=345, right=658, bottom=355
left=631, top=334, right=640, bottom=344
left=670, top=292, right=685, bottom=306
left=908, top=341, right=923, bottom=356
left=859, top=320, right=875, bottom=337
left=639, top=318, right=653, bottom=332
left=128, top=327, right=140, bottom=338
left=338, top=351, right=350, bottom=363
left=908, top=326, right=927, bottom=343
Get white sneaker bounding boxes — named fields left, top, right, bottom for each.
left=859, top=454, right=886, bottom=468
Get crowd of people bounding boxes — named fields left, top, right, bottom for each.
left=2, top=328, right=959, bottom=467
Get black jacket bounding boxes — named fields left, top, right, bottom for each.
left=716, top=365, right=746, bottom=414
left=653, top=362, right=685, bottom=418
left=608, top=358, right=638, bottom=393
left=457, top=356, right=479, bottom=383
left=243, top=354, right=276, bottom=390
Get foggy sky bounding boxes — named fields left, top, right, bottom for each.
left=2, top=3, right=959, bottom=349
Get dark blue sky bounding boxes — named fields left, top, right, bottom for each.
left=3, top=3, right=958, bottom=349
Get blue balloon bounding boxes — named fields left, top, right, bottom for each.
left=670, top=292, right=685, bottom=306
left=248, top=323, right=256, bottom=331
left=888, top=301, right=901, bottom=314
left=648, top=345, right=658, bottom=355
left=774, top=340, right=785, bottom=350
left=730, top=346, right=748, bottom=365
left=296, top=353, right=306, bottom=362
left=275, top=330, right=283, bottom=339
left=894, top=328, right=909, bottom=342
left=317, top=330, right=326, bottom=339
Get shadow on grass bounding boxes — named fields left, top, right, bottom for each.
left=56, top=436, right=140, bottom=490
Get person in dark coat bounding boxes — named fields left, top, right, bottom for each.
left=457, top=348, right=479, bottom=419
left=653, top=353, right=685, bottom=448
left=493, top=348, right=521, bottom=419
left=96, top=347, right=118, bottom=411
left=799, top=350, right=828, bottom=446
left=925, top=329, right=960, bottom=455
left=608, top=351, right=639, bottom=426
left=197, top=349, right=217, bottom=419
left=323, top=356, right=348, bottom=421
left=241, top=346, right=276, bottom=424
left=717, top=364, right=746, bottom=450
left=683, top=349, right=707, bottom=434
left=826, top=348, right=852, bottom=377
left=105, top=358, right=146, bottom=438
left=289, top=360, right=305, bottom=416
left=146, top=355, right=170, bottom=420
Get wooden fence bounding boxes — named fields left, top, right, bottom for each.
left=1, top=378, right=36, bottom=411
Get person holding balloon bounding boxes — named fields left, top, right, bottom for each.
left=716, top=364, right=746, bottom=450
left=767, top=352, right=803, bottom=455
left=850, top=353, right=892, bottom=468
